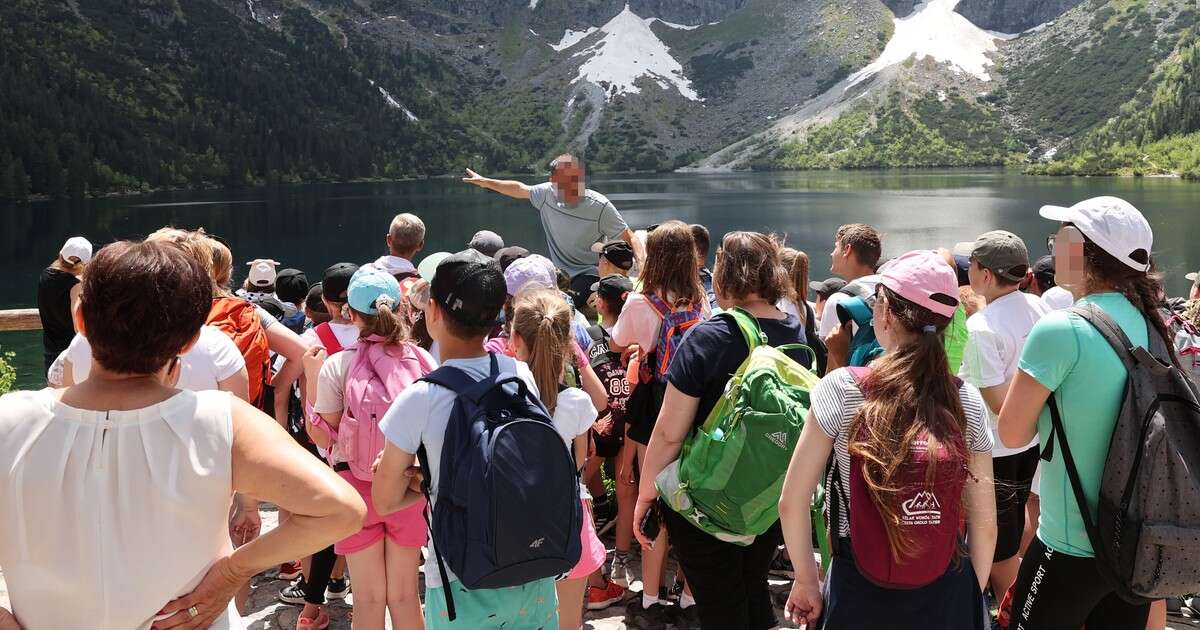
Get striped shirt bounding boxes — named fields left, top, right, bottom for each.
left=813, top=368, right=993, bottom=537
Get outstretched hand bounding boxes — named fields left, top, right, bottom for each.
left=462, top=168, right=487, bottom=187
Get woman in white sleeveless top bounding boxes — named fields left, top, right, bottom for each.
left=0, top=240, right=366, bottom=630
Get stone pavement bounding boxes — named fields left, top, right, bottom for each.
left=3, top=504, right=1200, bottom=629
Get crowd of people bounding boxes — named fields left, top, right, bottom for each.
left=3, top=154, right=1200, bottom=630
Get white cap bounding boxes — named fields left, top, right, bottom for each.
left=60, top=236, right=93, bottom=264
left=1187, top=272, right=1198, bottom=283
left=246, top=259, right=280, bottom=287
left=1039, top=196, right=1153, bottom=272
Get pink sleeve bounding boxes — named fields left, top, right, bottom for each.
left=611, top=295, right=660, bottom=351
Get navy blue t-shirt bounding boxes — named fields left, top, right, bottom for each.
left=667, top=313, right=811, bottom=426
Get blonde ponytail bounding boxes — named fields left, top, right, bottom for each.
left=511, top=289, right=572, bottom=413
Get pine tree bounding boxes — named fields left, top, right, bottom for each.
left=8, top=159, right=30, bottom=203
left=66, top=151, right=90, bottom=199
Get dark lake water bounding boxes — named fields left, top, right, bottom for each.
left=3, top=168, right=1199, bottom=389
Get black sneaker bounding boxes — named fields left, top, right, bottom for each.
left=625, top=599, right=674, bottom=630
left=278, top=578, right=307, bottom=605
left=675, top=604, right=701, bottom=629
left=326, top=576, right=350, bottom=601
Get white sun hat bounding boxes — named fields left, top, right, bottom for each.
left=1039, top=196, right=1153, bottom=272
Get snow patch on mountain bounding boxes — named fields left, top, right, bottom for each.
left=846, top=0, right=1014, bottom=89
left=571, top=5, right=700, bottom=101
left=529, top=0, right=540, bottom=9
left=647, top=18, right=703, bottom=30
left=552, top=27, right=600, bottom=52
left=368, top=80, right=418, bottom=122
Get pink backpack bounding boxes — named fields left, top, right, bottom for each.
left=831, top=367, right=969, bottom=589
left=338, top=336, right=435, bottom=481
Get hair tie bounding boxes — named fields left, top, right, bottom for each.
left=922, top=325, right=937, bottom=334
left=374, top=295, right=395, bottom=311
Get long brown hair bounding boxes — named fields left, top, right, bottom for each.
left=640, top=220, right=704, bottom=308
left=511, top=289, right=572, bottom=413
left=780, top=246, right=811, bottom=325
left=848, top=286, right=967, bottom=561
left=1077, top=230, right=1177, bottom=363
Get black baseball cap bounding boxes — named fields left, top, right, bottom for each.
left=494, top=246, right=531, bottom=271
left=591, top=274, right=634, bottom=302
left=431, top=249, right=507, bottom=328
left=809, top=277, right=847, bottom=299
left=322, top=262, right=358, bottom=302
left=305, top=283, right=328, bottom=314
left=276, top=268, right=309, bottom=304
left=591, top=240, right=635, bottom=271
left=1032, top=255, right=1056, bottom=285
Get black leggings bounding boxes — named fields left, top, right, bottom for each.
left=1008, top=537, right=1150, bottom=630
left=663, top=507, right=782, bottom=630
left=304, top=545, right=337, bottom=605
left=297, top=437, right=338, bottom=606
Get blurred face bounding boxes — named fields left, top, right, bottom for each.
left=967, top=257, right=991, bottom=294
left=550, top=159, right=584, bottom=200
left=1053, top=225, right=1087, bottom=291
left=872, top=290, right=898, bottom=351
left=830, top=239, right=844, bottom=275
left=1191, top=283, right=1200, bottom=301
left=814, top=294, right=828, bottom=317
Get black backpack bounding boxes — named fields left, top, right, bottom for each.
left=1042, top=304, right=1200, bottom=602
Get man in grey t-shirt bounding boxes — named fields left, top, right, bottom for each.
left=462, top=154, right=644, bottom=310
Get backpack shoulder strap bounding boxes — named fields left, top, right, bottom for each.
left=644, top=292, right=669, bottom=318
left=314, top=322, right=343, bottom=354
left=420, top=364, right=479, bottom=395
left=721, top=308, right=767, bottom=352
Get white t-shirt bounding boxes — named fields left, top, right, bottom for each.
left=66, top=326, right=245, bottom=391
left=958, top=290, right=1051, bottom=455
left=813, top=368, right=993, bottom=537
left=817, top=277, right=880, bottom=338
left=300, top=322, right=360, bottom=353
left=552, top=388, right=598, bottom=499
left=777, top=298, right=818, bottom=325
left=1041, top=286, right=1075, bottom=311
left=378, top=353, right=539, bottom=588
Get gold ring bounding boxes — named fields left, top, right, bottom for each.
left=187, top=606, right=199, bottom=618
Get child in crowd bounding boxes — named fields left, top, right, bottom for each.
left=958, top=231, right=1049, bottom=602
left=304, top=265, right=435, bottom=630
left=371, top=249, right=562, bottom=629
left=779, top=250, right=997, bottom=629
left=510, top=288, right=609, bottom=630
left=612, top=219, right=707, bottom=625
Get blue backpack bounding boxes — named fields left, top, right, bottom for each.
left=417, top=354, right=582, bottom=620
left=835, top=280, right=885, bottom=367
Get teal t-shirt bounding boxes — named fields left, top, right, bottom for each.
left=1018, top=292, right=1148, bottom=557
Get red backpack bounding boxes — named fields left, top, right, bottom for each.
left=644, top=293, right=703, bottom=382
left=829, top=367, right=969, bottom=589
left=207, top=297, right=272, bottom=408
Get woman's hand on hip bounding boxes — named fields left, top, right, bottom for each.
left=152, top=555, right=248, bottom=629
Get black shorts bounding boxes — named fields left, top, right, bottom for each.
left=625, top=379, right=666, bottom=445
left=820, top=539, right=986, bottom=630
left=663, top=508, right=783, bottom=630
left=591, top=420, right=624, bottom=458
left=993, top=446, right=1040, bottom=561
left=1008, top=537, right=1149, bottom=630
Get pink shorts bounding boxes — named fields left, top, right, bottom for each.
left=335, top=470, right=428, bottom=555
left=567, top=499, right=607, bottom=580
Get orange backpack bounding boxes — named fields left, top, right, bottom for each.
left=206, top=297, right=272, bottom=407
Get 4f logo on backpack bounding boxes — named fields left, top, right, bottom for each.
left=765, top=431, right=789, bottom=450
left=901, top=491, right=943, bottom=526
left=528, top=537, right=545, bottom=549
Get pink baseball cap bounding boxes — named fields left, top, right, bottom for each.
left=878, top=250, right=960, bottom=318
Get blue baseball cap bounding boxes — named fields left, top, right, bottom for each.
left=348, top=265, right=401, bottom=315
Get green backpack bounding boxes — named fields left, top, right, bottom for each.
left=656, top=308, right=831, bottom=564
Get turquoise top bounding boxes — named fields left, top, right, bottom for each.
left=1018, top=292, right=1148, bottom=557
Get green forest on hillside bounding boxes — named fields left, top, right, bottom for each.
left=0, top=0, right=545, bottom=202
left=764, top=91, right=1024, bottom=170
left=1030, top=26, right=1200, bottom=177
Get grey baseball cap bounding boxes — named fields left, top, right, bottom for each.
left=971, top=230, right=1029, bottom=282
